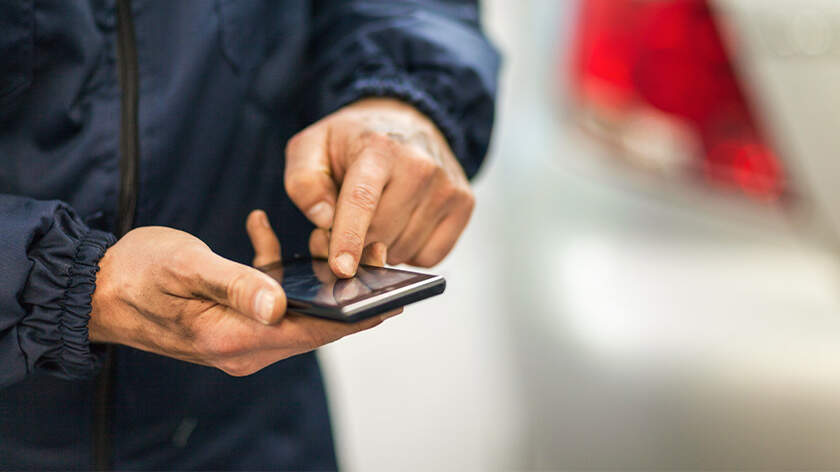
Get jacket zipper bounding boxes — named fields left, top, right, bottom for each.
left=115, top=0, right=139, bottom=240
left=93, top=0, right=139, bottom=469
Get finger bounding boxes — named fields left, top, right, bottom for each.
left=247, top=210, right=282, bottom=267
left=329, top=151, right=391, bottom=278
left=387, top=195, right=450, bottom=266
left=309, top=228, right=330, bottom=259
left=213, top=307, right=404, bottom=376
left=285, top=125, right=338, bottom=229
left=194, top=251, right=287, bottom=325
left=408, top=204, right=472, bottom=268
left=364, top=174, right=426, bottom=247
left=259, top=308, right=403, bottom=353
left=361, top=242, right=387, bottom=267
left=313, top=231, right=384, bottom=270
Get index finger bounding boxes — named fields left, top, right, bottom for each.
left=329, top=152, right=390, bottom=278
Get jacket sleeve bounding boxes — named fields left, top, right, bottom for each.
left=0, top=195, right=116, bottom=388
left=304, top=0, right=501, bottom=178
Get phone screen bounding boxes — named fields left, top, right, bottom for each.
left=259, top=258, right=441, bottom=314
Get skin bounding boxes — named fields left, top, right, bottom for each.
left=286, top=97, right=475, bottom=277
left=90, top=98, right=473, bottom=376
left=89, top=210, right=399, bottom=376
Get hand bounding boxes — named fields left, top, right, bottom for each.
left=88, top=210, right=398, bottom=376
left=285, top=97, right=475, bottom=277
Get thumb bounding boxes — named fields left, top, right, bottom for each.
left=194, top=250, right=287, bottom=325
left=285, top=124, right=338, bottom=229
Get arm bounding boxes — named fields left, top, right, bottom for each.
left=0, top=196, right=392, bottom=387
left=0, top=195, right=115, bottom=387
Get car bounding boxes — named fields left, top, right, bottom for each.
left=569, top=0, right=840, bottom=246
left=320, top=1, right=840, bottom=469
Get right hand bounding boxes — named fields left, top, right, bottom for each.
left=88, top=210, right=396, bottom=376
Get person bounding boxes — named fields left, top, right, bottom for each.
left=0, top=0, right=498, bottom=470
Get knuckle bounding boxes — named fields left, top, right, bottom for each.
left=458, top=186, right=475, bottom=208
left=358, top=137, right=399, bottom=167
left=431, top=164, right=447, bottom=180
left=414, top=251, right=443, bottom=268
left=225, top=271, right=250, bottom=308
left=167, top=250, right=191, bottom=277
left=166, top=245, right=203, bottom=285
left=285, top=131, right=307, bottom=155
left=347, top=183, right=379, bottom=212
left=411, top=154, right=438, bottom=179
left=284, top=171, right=320, bottom=200
left=464, top=190, right=476, bottom=214
left=336, top=229, right=365, bottom=252
left=363, top=130, right=393, bottom=150
left=435, top=183, right=458, bottom=206
left=355, top=153, right=387, bottom=174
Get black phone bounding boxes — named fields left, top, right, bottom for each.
left=258, top=258, right=446, bottom=323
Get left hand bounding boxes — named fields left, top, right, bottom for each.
left=88, top=209, right=398, bottom=378
left=285, top=97, right=475, bottom=278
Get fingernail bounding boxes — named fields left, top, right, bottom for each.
left=260, top=273, right=281, bottom=289
left=254, top=290, right=276, bottom=324
left=335, top=253, right=356, bottom=277
left=307, top=202, right=334, bottom=228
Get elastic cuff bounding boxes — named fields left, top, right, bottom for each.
left=20, top=207, right=117, bottom=381
left=58, top=229, right=117, bottom=378
left=333, top=74, right=471, bottom=175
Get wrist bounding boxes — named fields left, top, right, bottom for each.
left=88, top=244, right=116, bottom=344
left=346, top=97, right=442, bottom=133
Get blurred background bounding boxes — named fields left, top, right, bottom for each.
left=320, top=0, right=840, bottom=469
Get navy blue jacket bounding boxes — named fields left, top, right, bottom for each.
left=0, top=1, right=498, bottom=470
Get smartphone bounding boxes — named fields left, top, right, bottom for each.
left=258, top=258, right=446, bottom=323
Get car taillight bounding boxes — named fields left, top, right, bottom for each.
left=569, top=0, right=786, bottom=203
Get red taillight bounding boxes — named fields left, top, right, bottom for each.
left=570, top=0, right=786, bottom=202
